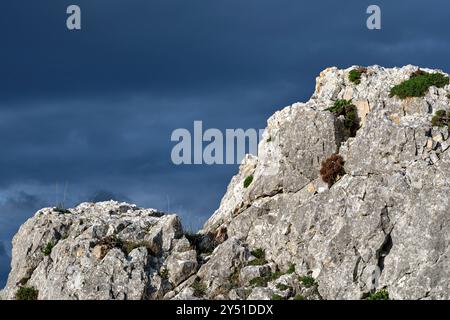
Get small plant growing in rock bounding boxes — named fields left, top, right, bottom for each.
left=326, top=99, right=352, bottom=114
left=431, top=110, right=450, bottom=129
left=54, top=206, right=71, bottom=214
left=249, top=276, right=267, bottom=287
left=325, top=100, right=359, bottom=136
left=243, top=175, right=254, bottom=188
left=96, top=235, right=156, bottom=257
left=271, top=294, right=284, bottom=300
left=390, top=72, right=449, bottom=99
left=249, top=270, right=284, bottom=287
left=160, top=269, right=169, bottom=280
left=348, top=67, right=367, bottom=85
left=367, top=289, right=389, bottom=300
left=192, top=278, right=206, bottom=297
left=410, top=69, right=428, bottom=78
left=248, top=248, right=268, bottom=266
left=447, top=93, right=450, bottom=99
left=15, top=286, right=39, bottom=300
left=276, top=283, right=291, bottom=291
left=42, top=242, right=55, bottom=256
left=299, top=275, right=316, bottom=288
left=251, top=248, right=265, bottom=259
left=294, top=294, right=305, bottom=300
left=229, top=269, right=240, bottom=289
left=287, top=264, right=296, bottom=274
left=320, top=154, right=345, bottom=187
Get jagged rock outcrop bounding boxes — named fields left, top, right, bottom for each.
left=1, top=65, right=449, bottom=300
left=200, top=65, right=450, bottom=300
left=0, top=202, right=195, bottom=300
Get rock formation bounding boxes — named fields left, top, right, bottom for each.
left=1, top=65, right=449, bottom=300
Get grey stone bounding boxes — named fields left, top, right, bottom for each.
left=3, top=65, right=450, bottom=300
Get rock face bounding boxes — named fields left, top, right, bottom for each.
left=0, top=202, right=193, bottom=300
left=2, top=65, right=450, bottom=300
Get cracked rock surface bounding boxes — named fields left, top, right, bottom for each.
left=1, top=65, right=449, bottom=300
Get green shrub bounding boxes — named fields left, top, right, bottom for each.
left=299, top=275, right=316, bottom=288
left=248, top=248, right=268, bottom=266
left=15, top=286, right=39, bottom=300
left=367, top=289, right=389, bottom=300
left=192, top=278, right=206, bottom=297
left=348, top=68, right=367, bottom=85
left=249, top=276, right=267, bottom=287
left=160, top=269, right=169, bottom=280
left=431, top=109, right=450, bottom=128
left=446, top=93, right=450, bottom=99
left=229, top=269, right=240, bottom=288
left=287, top=264, right=296, bottom=274
left=326, top=100, right=359, bottom=136
left=276, top=283, right=291, bottom=291
left=294, top=294, right=305, bottom=300
left=410, top=69, right=428, bottom=78
left=251, top=248, right=265, bottom=259
left=42, top=242, right=55, bottom=256
left=248, top=258, right=268, bottom=266
left=96, top=235, right=156, bottom=256
left=325, top=99, right=353, bottom=114
left=243, top=175, right=254, bottom=188
left=54, top=206, right=71, bottom=214
left=390, top=72, right=449, bottom=99
left=249, top=271, right=284, bottom=287
left=271, top=294, right=284, bottom=300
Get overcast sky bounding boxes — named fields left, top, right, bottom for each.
left=1, top=0, right=450, bottom=287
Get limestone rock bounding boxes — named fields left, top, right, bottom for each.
left=2, top=65, right=450, bottom=300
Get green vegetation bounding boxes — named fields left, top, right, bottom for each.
left=229, top=269, right=240, bottom=289
left=271, top=294, right=284, bottom=300
left=367, top=289, right=389, bottom=300
left=96, top=235, right=156, bottom=256
left=160, top=269, right=169, bottom=280
left=390, top=72, right=449, bottom=99
left=287, top=264, right=296, bottom=274
left=248, top=248, right=268, bottom=266
left=249, top=271, right=283, bottom=287
left=446, top=93, right=450, bottom=99
left=54, top=206, right=71, bottom=214
left=431, top=110, right=450, bottom=129
left=243, top=175, right=254, bottom=188
left=192, top=278, right=207, bottom=297
left=42, top=242, right=55, bottom=256
left=251, top=248, right=265, bottom=259
left=276, top=283, right=292, bottom=291
left=348, top=68, right=367, bottom=85
left=299, top=275, right=316, bottom=288
left=325, top=99, right=353, bottom=114
left=15, top=286, right=39, bottom=300
left=325, top=99, right=359, bottom=136
left=294, top=294, right=305, bottom=300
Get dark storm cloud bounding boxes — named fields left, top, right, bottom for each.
left=1, top=0, right=450, bottom=286
left=0, top=242, right=5, bottom=257
left=2, top=0, right=448, bottom=103
left=0, top=242, right=8, bottom=288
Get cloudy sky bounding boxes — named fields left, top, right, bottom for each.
left=1, top=0, right=450, bottom=287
